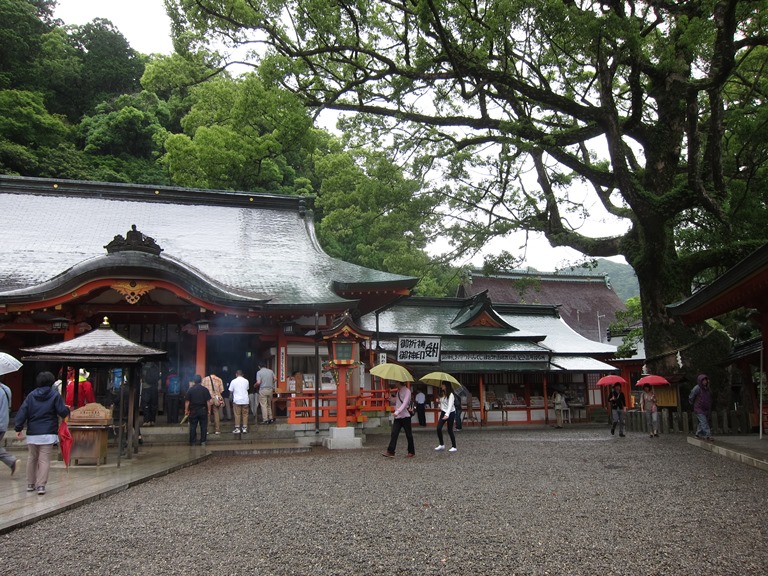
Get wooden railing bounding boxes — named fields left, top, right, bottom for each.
left=283, top=389, right=393, bottom=425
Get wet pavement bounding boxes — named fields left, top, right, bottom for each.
left=0, top=425, right=765, bottom=536
left=0, top=432, right=307, bottom=534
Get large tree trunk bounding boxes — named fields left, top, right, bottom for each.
left=628, top=226, right=730, bottom=401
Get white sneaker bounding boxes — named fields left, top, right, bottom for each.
left=232, top=428, right=240, bottom=433
left=242, top=427, right=248, bottom=433
left=434, top=445, right=445, bottom=451
left=449, top=447, right=458, bottom=452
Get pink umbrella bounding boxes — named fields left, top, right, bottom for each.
left=597, top=375, right=627, bottom=386
left=636, top=374, right=670, bottom=387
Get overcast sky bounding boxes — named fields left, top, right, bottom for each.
left=53, top=1, right=628, bottom=272
left=55, top=0, right=174, bottom=55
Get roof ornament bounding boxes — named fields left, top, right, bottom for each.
left=105, top=224, right=163, bottom=256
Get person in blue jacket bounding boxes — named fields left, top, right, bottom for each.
left=15, top=371, right=70, bottom=495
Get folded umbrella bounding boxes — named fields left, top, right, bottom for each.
left=58, top=419, right=73, bottom=470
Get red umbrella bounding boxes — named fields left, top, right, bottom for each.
left=58, top=419, right=73, bottom=470
left=597, top=375, right=627, bottom=386
left=636, top=374, right=670, bottom=387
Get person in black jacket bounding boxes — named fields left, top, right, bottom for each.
left=608, top=383, right=626, bottom=438
left=184, top=374, right=211, bottom=446
left=15, top=371, right=70, bottom=495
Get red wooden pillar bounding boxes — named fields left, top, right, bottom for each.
left=336, top=366, right=348, bottom=427
left=479, top=373, right=486, bottom=425
left=195, top=329, right=207, bottom=377
left=63, top=323, right=76, bottom=341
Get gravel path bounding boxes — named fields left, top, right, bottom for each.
left=2, top=429, right=766, bottom=575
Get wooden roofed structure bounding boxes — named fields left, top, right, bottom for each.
left=668, top=243, right=768, bottom=433
left=21, top=317, right=166, bottom=463
left=458, top=269, right=626, bottom=343
left=359, top=292, right=618, bottom=426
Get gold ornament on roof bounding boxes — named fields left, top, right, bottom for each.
left=111, top=281, right=156, bottom=305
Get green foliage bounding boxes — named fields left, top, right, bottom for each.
left=0, top=3, right=467, bottom=298
left=162, top=73, right=318, bottom=193
left=79, top=91, right=170, bottom=158
left=141, top=51, right=224, bottom=131
left=608, top=296, right=643, bottom=359
left=586, top=259, right=639, bottom=303
left=164, top=0, right=768, bottom=368
left=70, top=19, right=144, bottom=113
left=0, top=0, right=47, bottom=89
left=0, top=89, right=69, bottom=174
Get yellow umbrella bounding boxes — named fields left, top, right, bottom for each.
left=370, top=363, right=414, bottom=382
left=420, top=371, right=461, bottom=390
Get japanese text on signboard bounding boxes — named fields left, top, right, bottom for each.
left=397, top=336, right=441, bottom=363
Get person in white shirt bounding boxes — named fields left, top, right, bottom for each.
left=228, top=369, right=250, bottom=433
left=414, top=388, right=427, bottom=426
left=435, top=382, right=457, bottom=452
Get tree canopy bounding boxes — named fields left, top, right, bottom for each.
left=0, top=0, right=458, bottom=295
left=167, top=0, right=768, bottom=375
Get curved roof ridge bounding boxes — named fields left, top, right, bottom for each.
left=0, top=176, right=416, bottom=308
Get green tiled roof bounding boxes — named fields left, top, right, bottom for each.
left=361, top=296, right=617, bottom=356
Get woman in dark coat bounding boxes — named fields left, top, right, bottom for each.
left=15, top=371, right=70, bottom=495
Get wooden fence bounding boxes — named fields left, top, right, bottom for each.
left=623, top=408, right=753, bottom=435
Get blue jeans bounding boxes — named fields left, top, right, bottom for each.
left=644, top=410, right=658, bottom=434
left=695, top=412, right=711, bottom=438
left=189, top=409, right=208, bottom=444
left=0, top=431, right=18, bottom=470
left=386, top=417, right=415, bottom=455
left=611, top=409, right=626, bottom=434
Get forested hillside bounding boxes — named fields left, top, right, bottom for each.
left=0, top=0, right=459, bottom=295
left=591, top=260, right=639, bottom=304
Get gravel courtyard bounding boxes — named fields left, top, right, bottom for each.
left=2, top=429, right=766, bottom=575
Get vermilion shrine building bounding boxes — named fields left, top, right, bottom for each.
left=0, top=175, right=619, bottom=429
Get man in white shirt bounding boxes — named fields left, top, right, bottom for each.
left=414, top=389, right=427, bottom=426
left=228, top=369, right=250, bottom=433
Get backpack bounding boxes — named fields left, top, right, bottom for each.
left=167, top=374, right=181, bottom=395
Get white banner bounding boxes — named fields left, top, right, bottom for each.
left=397, top=336, right=441, bottom=363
